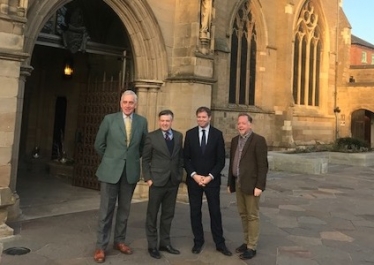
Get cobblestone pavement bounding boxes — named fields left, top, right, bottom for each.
left=1, top=163, right=374, bottom=265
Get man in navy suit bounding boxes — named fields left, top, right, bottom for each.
left=184, top=106, right=232, bottom=256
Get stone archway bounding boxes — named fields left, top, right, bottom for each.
left=22, top=0, right=168, bottom=131
left=6, top=0, right=168, bottom=225
left=24, top=0, right=168, bottom=81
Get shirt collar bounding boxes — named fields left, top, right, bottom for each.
left=163, top=130, right=173, bottom=138
left=199, top=125, right=210, bottom=132
left=240, top=130, right=252, bottom=139
left=123, top=113, right=133, bottom=119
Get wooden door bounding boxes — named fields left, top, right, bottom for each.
left=72, top=75, right=121, bottom=189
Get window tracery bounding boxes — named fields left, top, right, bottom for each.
left=292, top=0, right=321, bottom=106
left=229, top=1, right=256, bottom=105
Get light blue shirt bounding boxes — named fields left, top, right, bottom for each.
left=163, top=130, right=173, bottom=140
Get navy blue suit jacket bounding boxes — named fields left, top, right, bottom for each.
left=183, top=126, right=225, bottom=187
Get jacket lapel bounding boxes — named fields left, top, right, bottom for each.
left=157, top=129, right=171, bottom=155
left=117, top=112, right=126, bottom=138
left=171, top=130, right=179, bottom=157
left=128, top=113, right=140, bottom=146
left=205, top=127, right=214, bottom=152
left=240, top=132, right=254, bottom=158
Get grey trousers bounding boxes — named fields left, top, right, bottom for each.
left=96, top=170, right=136, bottom=250
left=145, top=180, right=178, bottom=249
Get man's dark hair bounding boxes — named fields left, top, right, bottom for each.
left=196, top=106, right=211, bottom=117
left=238, top=113, right=253, bottom=123
left=159, top=109, right=174, bottom=118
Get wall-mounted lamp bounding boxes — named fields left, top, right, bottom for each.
left=64, top=64, right=73, bottom=76
left=63, top=57, right=74, bottom=78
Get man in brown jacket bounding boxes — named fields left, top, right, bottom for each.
left=227, top=113, right=268, bottom=260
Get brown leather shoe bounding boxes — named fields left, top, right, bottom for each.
left=93, top=249, right=105, bottom=263
left=113, top=242, right=133, bottom=255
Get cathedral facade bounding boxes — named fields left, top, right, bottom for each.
left=0, top=0, right=372, bottom=238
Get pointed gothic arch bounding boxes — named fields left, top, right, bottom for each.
left=227, top=0, right=267, bottom=106
left=292, top=0, right=329, bottom=108
left=23, top=0, right=168, bottom=82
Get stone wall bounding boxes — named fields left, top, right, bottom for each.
left=349, top=66, right=374, bottom=83
left=0, top=0, right=29, bottom=238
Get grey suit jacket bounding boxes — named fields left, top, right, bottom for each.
left=142, top=129, right=184, bottom=186
left=94, top=112, right=148, bottom=184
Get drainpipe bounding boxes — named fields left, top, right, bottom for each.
left=334, top=0, right=341, bottom=140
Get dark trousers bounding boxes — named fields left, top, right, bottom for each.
left=187, top=182, right=225, bottom=248
left=146, top=180, right=178, bottom=249
left=96, top=168, right=137, bottom=250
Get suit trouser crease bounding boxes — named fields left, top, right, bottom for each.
left=188, top=183, right=225, bottom=248
left=146, top=181, right=178, bottom=249
left=96, top=173, right=136, bottom=249
left=236, top=185, right=260, bottom=250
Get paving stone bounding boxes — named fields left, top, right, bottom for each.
left=320, top=231, right=354, bottom=242
left=2, top=162, right=374, bottom=265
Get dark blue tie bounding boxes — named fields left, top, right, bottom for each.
left=201, top=129, right=206, bottom=153
left=165, top=131, right=170, bottom=141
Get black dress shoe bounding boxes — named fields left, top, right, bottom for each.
left=216, top=246, right=232, bottom=256
left=148, top=248, right=161, bottom=259
left=235, top=243, right=247, bottom=253
left=159, top=245, right=180, bottom=255
left=239, top=248, right=256, bottom=260
left=192, top=244, right=203, bottom=254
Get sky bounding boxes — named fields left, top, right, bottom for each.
left=343, top=0, right=374, bottom=44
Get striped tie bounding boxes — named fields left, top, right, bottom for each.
left=165, top=131, right=171, bottom=141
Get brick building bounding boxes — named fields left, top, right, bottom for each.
left=0, top=0, right=373, bottom=238
left=346, top=35, right=374, bottom=144
left=350, top=35, right=374, bottom=66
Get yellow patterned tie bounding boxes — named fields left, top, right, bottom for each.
left=125, top=116, right=132, bottom=146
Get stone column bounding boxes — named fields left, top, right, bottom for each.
left=132, top=80, right=162, bottom=199
left=134, top=80, right=163, bottom=131
left=0, top=0, right=29, bottom=238
left=7, top=65, right=33, bottom=221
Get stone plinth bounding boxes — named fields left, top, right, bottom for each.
left=48, top=161, right=74, bottom=180
left=0, top=187, right=15, bottom=238
left=269, top=151, right=329, bottom=175
left=328, top=152, right=374, bottom=167
left=134, top=181, right=188, bottom=203
left=133, top=181, right=148, bottom=200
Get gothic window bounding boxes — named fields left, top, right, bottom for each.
left=229, top=1, right=256, bottom=105
left=292, top=1, right=321, bottom=106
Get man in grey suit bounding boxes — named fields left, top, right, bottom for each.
left=142, top=110, right=184, bottom=259
left=93, top=90, right=148, bottom=263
